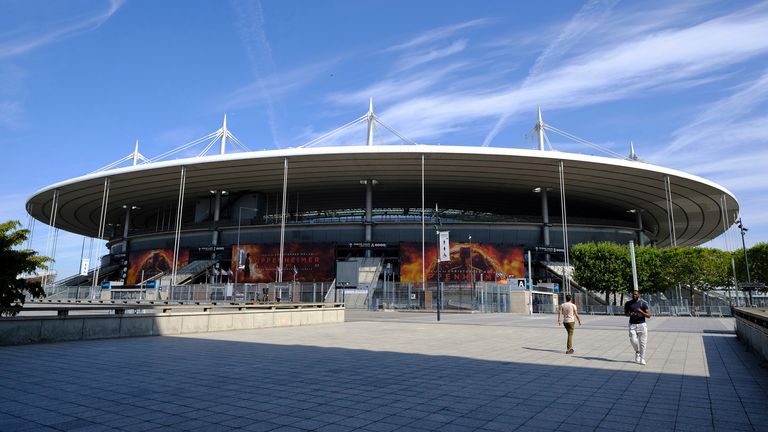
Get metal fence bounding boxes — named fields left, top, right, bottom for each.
left=573, top=304, right=734, bottom=317
left=42, top=283, right=767, bottom=317
left=368, top=282, right=524, bottom=313
left=44, top=282, right=334, bottom=303
left=44, top=285, right=97, bottom=300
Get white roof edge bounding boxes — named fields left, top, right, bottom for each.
left=27, top=145, right=738, bottom=205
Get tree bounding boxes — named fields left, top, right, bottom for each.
left=0, top=220, right=49, bottom=316
left=734, top=242, right=768, bottom=290
left=695, top=248, right=731, bottom=292
left=659, top=247, right=730, bottom=307
left=572, top=242, right=627, bottom=304
left=634, top=245, right=665, bottom=294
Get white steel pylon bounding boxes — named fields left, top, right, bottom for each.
left=298, top=99, right=416, bottom=148
left=153, top=115, right=249, bottom=161
left=628, top=141, right=639, bottom=160
left=366, top=97, right=375, bottom=147
left=536, top=106, right=545, bottom=151
left=219, top=114, right=228, bottom=155
left=92, top=140, right=149, bottom=173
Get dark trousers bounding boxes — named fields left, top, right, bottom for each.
left=564, top=322, right=575, bottom=349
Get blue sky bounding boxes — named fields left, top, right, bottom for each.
left=2, top=0, right=767, bottom=278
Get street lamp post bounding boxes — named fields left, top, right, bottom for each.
left=469, top=234, right=476, bottom=309
left=737, top=218, right=753, bottom=306
left=234, top=206, right=259, bottom=298
left=387, top=264, right=392, bottom=308
left=433, top=208, right=444, bottom=322
left=435, top=223, right=441, bottom=322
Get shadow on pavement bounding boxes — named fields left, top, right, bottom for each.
left=0, top=332, right=766, bottom=431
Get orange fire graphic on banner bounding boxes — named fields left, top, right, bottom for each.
left=399, top=242, right=524, bottom=283
left=231, top=243, right=335, bottom=283
left=127, top=248, right=189, bottom=284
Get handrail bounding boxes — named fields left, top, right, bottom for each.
left=8, top=300, right=345, bottom=317
left=544, top=262, right=607, bottom=305
left=138, top=271, right=165, bottom=285
left=52, top=264, right=119, bottom=287
left=323, top=279, right=338, bottom=303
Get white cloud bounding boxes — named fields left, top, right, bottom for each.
left=386, top=19, right=490, bottom=52
left=483, top=0, right=619, bottom=147
left=349, top=3, right=768, bottom=147
left=527, top=0, right=620, bottom=79
left=0, top=0, right=124, bottom=59
left=655, top=73, right=768, bottom=160
left=394, top=39, right=468, bottom=72
left=327, top=62, right=469, bottom=108
left=222, top=58, right=340, bottom=111
left=232, top=0, right=281, bottom=147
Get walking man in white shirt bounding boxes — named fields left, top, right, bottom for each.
left=557, top=294, right=581, bottom=354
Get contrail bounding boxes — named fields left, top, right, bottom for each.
left=482, top=0, right=619, bottom=147
left=233, top=0, right=281, bottom=147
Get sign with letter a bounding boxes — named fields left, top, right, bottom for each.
left=438, top=231, right=450, bottom=262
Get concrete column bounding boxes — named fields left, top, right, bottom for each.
left=541, top=188, right=550, bottom=247
left=122, top=207, right=131, bottom=253
left=211, top=191, right=222, bottom=248
left=365, top=181, right=373, bottom=242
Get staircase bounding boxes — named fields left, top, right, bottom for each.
left=51, top=264, right=119, bottom=288
left=357, top=257, right=383, bottom=291
left=160, top=260, right=217, bottom=286
left=323, top=258, right=383, bottom=309
left=354, top=257, right=383, bottom=309
left=323, top=279, right=338, bottom=303
left=544, top=262, right=608, bottom=305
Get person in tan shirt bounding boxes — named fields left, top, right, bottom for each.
left=557, top=294, right=582, bottom=354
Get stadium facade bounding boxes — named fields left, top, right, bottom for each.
left=26, top=107, right=739, bottom=291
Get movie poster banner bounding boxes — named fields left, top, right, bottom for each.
left=231, top=243, right=335, bottom=283
left=399, top=242, right=524, bottom=284
left=127, top=248, right=189, bottom=285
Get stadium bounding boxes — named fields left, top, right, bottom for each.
left=25, top=106, right=739, bottom=308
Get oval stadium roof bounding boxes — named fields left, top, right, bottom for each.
left=26, top=145, right=738, bottom=247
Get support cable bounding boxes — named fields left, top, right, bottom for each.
left=25, top=214, right=35, bottom=251
left=148, top=132, right=219, bottom=162
left=664, top=176, right=677, bottom=247
left=558, top=161, right=571, bottom=295
left=229, top=134, right=251, bottom=152
left=421, top=154, right=425, bottom=294
left=278, top=158, right=288, bottom=283
left=49, top=228, right=60, bottom=286
left=545, top=124, right=626, bottom=159
left=91, top=178, right=110, bottom=296
left=196, top=134, right=222, bottom=157
left=374, top=117, right=418, bottom=145
left=171, top=166, right=187, bottom=287
left=543, top=129, right=556, bottom=151
left=298, top=115, right=368, bottom=148
left=42, top=190, right=59, bottom=289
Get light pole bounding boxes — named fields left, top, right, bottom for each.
left=469, top=234, right=476, bottom=308
left=737, top=218, right=752, bottom=306
left=384, top=263, right=395, bottom=310
left=234, top=206, right=259, bottom=297
left=433, top=208, right=443, bottom=322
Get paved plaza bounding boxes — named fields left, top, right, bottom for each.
left=1, top=311, right=767, bottom=432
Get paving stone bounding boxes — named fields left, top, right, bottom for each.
left=0, top=314, right=766, bottom=432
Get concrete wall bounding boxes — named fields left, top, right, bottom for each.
left=0, top=307, right=345, bottom=346
left=735, top=308, right=768, bottom=363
